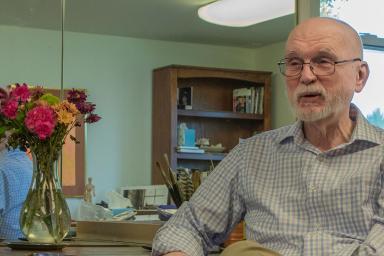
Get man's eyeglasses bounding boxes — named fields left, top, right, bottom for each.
left=277, top=57, right=362, bottom=77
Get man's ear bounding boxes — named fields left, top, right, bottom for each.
left=355, top=61, right=370, bottom=93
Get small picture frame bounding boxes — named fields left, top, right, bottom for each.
left=178, top=87, right=192, bottom=110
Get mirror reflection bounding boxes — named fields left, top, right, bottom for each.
left=0, top=0, right=296, bottom=213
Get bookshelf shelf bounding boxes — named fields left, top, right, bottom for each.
left=177, top=152, right=227, bottom=161
left=177, top=109, right=263, bottom=120
left=152, top=65, right=271, bottom=184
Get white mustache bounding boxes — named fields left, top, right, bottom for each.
left=293, top=85, right=326, bottom=101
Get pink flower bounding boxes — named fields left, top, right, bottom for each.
left=11, top=83, right=30, bottom=102
left=1, top=100, right=19, bottom=119
left=25, top=106, right=56, bottom=140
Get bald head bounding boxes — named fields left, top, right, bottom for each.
left=283, top=17, right=370, bottom=124
left=286, top=17, right=363, bottom=59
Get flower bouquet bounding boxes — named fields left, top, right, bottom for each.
left=0, top=83, right=100, bottom=243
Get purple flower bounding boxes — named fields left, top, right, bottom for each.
left=76, top=102, right=95, bottom=114
left=31, top=86, right=44, bottom=100
left=67, top=89, right=87, bottom=104
left=85, top=113, right=101, bottom=123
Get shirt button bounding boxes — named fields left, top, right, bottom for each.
left=309, top=184, right=317, bottom=192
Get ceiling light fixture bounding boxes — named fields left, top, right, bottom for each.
left=198, top=0, right=295, bottom=27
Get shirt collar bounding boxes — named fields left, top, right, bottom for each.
left=278, top=104, right=383, bottom=146
left=349, top=104, right=382, bottom=145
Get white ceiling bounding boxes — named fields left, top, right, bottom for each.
left=0, top=0, right=296, bottom=48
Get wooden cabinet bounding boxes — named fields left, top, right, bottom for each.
left=152, top=65, right=271, bottom=184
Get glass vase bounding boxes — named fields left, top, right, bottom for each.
left=20, top=151, right=71, bottom=243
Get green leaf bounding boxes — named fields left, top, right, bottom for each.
left=39, top=93, right=60, bottom=105
left=25, top=101, right=34, bottom=110
left=15, top=111, right=26, bottom=123
left=0, top=126, right=6, bottom=137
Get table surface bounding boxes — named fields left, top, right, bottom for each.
left=0, top=239, right=153, bottom=256
left=0, top=241, right=221, bottom=256
left=0, top=247, right=151, bottom=256
left=0, top=246, right=152, bottom=256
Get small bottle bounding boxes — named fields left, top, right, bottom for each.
left=178, top=123, right=187, bottom=146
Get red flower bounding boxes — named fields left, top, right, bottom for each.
left=11, top=83, right=30, bottom=102
left=1, top=100, right=19, bottom=119
left=25, top=106, right=56, bottom=140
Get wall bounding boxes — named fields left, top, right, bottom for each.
left=0, top=25, right=293, bottom=214
left=0, top=25, right=61, bottom=87
left=253, top=42, right=296, bottom=128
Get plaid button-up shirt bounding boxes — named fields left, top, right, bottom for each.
left=152, top=105, right=384, bottom=256
left=0, top=149, right=32, bottom=239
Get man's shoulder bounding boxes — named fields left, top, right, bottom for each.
left=242, top=124, right=295, bottom=146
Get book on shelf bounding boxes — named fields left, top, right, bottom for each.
left=176, top=145, right=200, bottom=150
left=176, top=147, right=205, bottom=154
left=232, top=87, right=251, bottom=113
left=232, top=86, right=264, bottom=114
left=257, top=87, right=264, bottom=114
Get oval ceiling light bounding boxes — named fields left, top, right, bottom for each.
left=198, top=0, right=295, bottom=27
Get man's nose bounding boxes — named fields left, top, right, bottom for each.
left=300, top=63, right=317, bottom=85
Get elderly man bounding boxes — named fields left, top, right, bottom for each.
left=152, top=17, right=381, bottom=256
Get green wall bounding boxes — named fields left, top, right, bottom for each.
left=0, top=25, right=61, bottom=87
left=253, top=42, right=295, bottom=128
left=0, top=25, right=293, bottom=213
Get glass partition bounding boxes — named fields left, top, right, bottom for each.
left=62, top=0, right=296, bottom=203
left=2, top=0, right=296, bottom=203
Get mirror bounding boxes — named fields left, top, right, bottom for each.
left=1, top=0, right=296, bottom=211
left=0, top=0, right=62, bottom=87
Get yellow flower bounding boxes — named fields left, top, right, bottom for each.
left=35, top=100, right=49, bottom=106
left=53, top=101, right=80, bottom=125
left=58, top=100, right=79, bottom=114
left=67, top=102, right=80, bottom=115
left=55, top=109, right=75, bottom=125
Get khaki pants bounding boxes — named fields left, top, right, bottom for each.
left=220, top=240, right=281, bottom=256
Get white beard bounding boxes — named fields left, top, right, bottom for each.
left=289, top=84, right=349, bottom=122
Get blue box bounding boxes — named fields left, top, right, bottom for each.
left=184, top=129, right=195, bottom=147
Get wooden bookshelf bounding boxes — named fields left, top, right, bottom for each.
left=152, top=65, right=271, bottom=184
